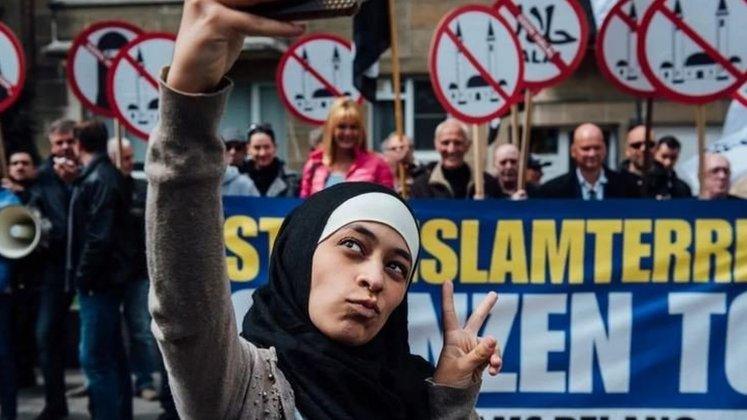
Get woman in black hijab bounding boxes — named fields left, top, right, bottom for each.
left=146, top=1, right=502, bottom=419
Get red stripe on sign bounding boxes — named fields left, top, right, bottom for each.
left=444, top=26, right=511, bottom=102
left=122, top=53, right=159, bottom=90
left=84, top=40, right=112, bottom=68
left=499, top=0, right=569, bottom=73
left=613, top=4, right=638, bottom=31
left=289, top=50, right=344, bottom=98
left=657, top=2, right=744, bottom=81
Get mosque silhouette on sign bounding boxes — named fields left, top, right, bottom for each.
left=294, top=46, right=351, bottom=113
left=659, top=0, right=742, bottom=84
left=448, top=21, right=506, bottom=106
left=615, top=2, right=640, bottom=81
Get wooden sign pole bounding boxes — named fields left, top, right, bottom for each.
left=643, top=97, right=654, bottom=173
left=472, top=124, right=485, bottom=200
left=517, top=90, right=533, bottom=190
left=387, top=0, right=408, bottom=198
left=510, top=104, right=519, bottom=145
left=114, top=119, right=123, bottom=169
left=695, top=105, right=707, bottom=197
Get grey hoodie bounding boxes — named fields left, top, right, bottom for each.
left=222, top=165, right=260, bottom=197
left=145, top=72, right=480, bottom=419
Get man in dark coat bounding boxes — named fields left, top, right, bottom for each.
left=647, top=135, right=692, bottom=199
left=4, top=150, right=42, bottom=390
left=619, top=124, right=654, bottom=195
left=28, top=118, right=79, bottom=420
left=68, top=120, right=132, bottom=420
left=411, top=118, right=501, bottom=199
left=538, top=123, right=640, bottom=199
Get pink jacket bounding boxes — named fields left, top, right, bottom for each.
left=299, top=149, right=394, bottom=198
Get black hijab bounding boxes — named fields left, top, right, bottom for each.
left=242, top=182, right=433, bottom=419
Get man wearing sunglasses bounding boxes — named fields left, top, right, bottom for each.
left=620, top=125, right=654, bottom=194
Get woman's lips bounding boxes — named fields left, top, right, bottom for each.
left=347, top=299, right=380, bottom=319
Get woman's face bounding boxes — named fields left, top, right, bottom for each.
left=333, top=117, right=361, bottom=152
left=309, top=221, right=413, bottom=346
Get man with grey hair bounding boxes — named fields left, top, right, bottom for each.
left=700, top=154, right=739, bottom=200
left=411, top=118, right=500, bottom=199
left=29, top=118, right=80, bottom=419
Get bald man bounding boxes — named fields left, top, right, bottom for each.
left=537, top=123, right=640, bottom=199
left=411, top=118, right=501, bottom=199
left=700, top=154, right=738, bottom=200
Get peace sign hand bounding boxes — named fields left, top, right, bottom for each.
left=433, top=281, right=502, bottom=388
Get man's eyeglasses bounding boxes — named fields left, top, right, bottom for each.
left=629, top=140, right=655, bottom=150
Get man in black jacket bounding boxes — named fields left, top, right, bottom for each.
left=647, top=135, right=692, bottom=198
left=4, top=151, right=42, bottom=391
left=538, top=123, right=640, bottom=199
left=68, top=120, right=132, bottom=420
left=28, top=118, right=79, bottom=420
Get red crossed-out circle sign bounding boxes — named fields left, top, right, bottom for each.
left=107, top=33, right=176, bottom=140
left=638, top=0, right=747, bottom=104
left=494, top=0, right=589, bottom=90
left=67, top=21, right=142, bottom=117
left=596, top=0, right=657, bottom=97
left=0, top=22, right=26, bottom=114
left=276, top=33, right=362, bottom=125
left=735, top=82, right=746, bottom=106
left=429, top=5, right=523, bottom=124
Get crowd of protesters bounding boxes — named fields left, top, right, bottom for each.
left=0, top=119, right=177, bottom=420
left=0, top=96, right=740, bottom=420
left=218, top=97, right=738, bottom=202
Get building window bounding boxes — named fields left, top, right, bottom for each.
left=412, top=78, right=446, bottom=152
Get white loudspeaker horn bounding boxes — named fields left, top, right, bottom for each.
left=0, top=205, right=43, bottom=259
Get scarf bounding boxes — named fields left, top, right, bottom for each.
left=242, top=182, right=433, bottom=419
left=248, top=158, right=281, bottom=196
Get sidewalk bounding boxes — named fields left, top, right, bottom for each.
left=17, top=369, right=164, bottom=420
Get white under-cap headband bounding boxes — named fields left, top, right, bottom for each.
left=318, top=192, right=420, bottom=258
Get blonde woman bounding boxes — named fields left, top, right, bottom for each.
left=299, top=98, right=393, bottom=197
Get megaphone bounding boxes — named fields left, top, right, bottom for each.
left=0, top=205, right=46, bottom=259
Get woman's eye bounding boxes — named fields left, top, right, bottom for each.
left=341, top=239, right=363, bottom=253
left=387, top=262, right=408, bottom=280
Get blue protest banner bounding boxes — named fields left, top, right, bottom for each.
left=223, top=197, right=747, bottom=419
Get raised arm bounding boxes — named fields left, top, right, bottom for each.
left=145, top=1, right=303, bottom=418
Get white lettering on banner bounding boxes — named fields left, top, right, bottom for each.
left=569, top=293, right=632, bottom=393
left=479, top=293, right=519, bottom=392
left=726, top=292, right=747, bottom=394
left=669, top=293, right=727, bottom=393
left=231, top=289, right=747, bottom=397
left=520, top=294, right=567, bottom=392
left=407, top=292, right=467, bottom=362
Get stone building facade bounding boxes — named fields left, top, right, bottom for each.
left=1, top=0, right=730, bottom=178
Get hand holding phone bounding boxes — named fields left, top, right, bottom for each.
left=240, top=0, right=362, bottom=21
left=168, top=0, right=305, bottom=93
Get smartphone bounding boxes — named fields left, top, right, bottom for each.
left=241, top=0, right=363, bottom=21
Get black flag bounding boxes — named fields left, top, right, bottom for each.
left=352, top=0, right=390, bottom=102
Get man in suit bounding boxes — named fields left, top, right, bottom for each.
left=537, top=123, right=639, bottom=199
